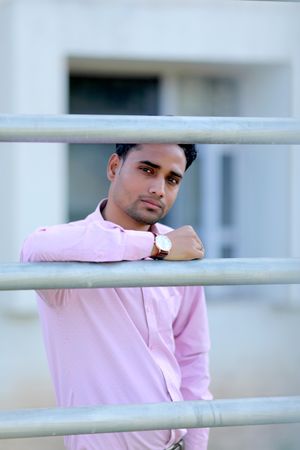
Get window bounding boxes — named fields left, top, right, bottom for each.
left=68, top=75, right=159, bottom=221
left=68, top=72, right=239, bottom=261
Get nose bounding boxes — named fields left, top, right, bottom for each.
left=149, top=177, right=165, bottom=198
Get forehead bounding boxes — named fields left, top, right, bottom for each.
left=125, top=144, right=186, bottom=172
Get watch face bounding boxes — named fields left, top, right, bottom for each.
left=156, top=235, right=172, bottom=252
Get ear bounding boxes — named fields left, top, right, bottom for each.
left=107, top=153, right=122, bottom=181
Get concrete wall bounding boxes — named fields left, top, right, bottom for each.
left=0, top=1, right=300, bottom=449
left=0, top=0, right=299, bottom=265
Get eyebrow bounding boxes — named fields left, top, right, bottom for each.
left=138, top=160, right=183, bottom=179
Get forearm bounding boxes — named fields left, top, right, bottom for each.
left=20, top=222, right=154, bottom=263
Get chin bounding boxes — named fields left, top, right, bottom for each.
left=145, top=213, right=165, bottom=225
left=134, top=213, right=161, bottom=226
left=126, top=205, right=165, bottom=226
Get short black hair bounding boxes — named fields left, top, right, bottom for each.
left=115, top=144, right=197, bottom=171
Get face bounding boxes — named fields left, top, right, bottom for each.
left=106, top=144, right=186, bottom=229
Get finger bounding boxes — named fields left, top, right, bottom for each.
left=198, top=243, right=205, bottom=257
left=195, top=240, right=204, bottom=251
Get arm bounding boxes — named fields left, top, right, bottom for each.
left=173, top=286, right=212, bottom=450
left=20, top=220, right=154, bottom=263
left=20, top=215, right=205, bottom=264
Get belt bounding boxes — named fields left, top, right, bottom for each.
left=166, top=439, right=184, bottom=450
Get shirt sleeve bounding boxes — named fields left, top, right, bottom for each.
left=20, top=219, right=155, bottom=263
left=173, top=286, right=212, bottom=450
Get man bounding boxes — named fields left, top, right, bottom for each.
left=21, top=143, right=212, bottom=450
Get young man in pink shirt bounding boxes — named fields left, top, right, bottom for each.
left=21, top=143, right=212, bottom=450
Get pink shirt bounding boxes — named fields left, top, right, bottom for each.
left=20, top=201, right=212, bottom=450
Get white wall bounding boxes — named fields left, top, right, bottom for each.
left=0, top=1, right=16, bottom=262
left=238, top=66, right=291, bottom=258
left=289, top=23, right=300, bottom=303
left=0, top=0, right=298, bottom=326
left=0, top=3, right=300, bottom=449
left=0, top=0, right=297, bottom=262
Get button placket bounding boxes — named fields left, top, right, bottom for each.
left=142, top=288, right=158, bottom=350
left=142, top=288, right=181, bottom=403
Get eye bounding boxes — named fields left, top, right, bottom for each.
left=139, top=166, right=153, bottom=174
left=168, top=176, right=180, bottom=185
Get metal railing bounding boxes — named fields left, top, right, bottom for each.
left=0, top=114, right=300, bottom=144
left=1, top=113, right=300, bottom=440
left=1, top=258, right=300, bottom=438
left=1, top=397, right=300, bottom=439
left=1, top=258, right=300, bottom=290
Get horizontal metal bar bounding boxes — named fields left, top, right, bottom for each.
left=0, top=115, right=300, bottom=144
left=0, top=397, right=299, bottom=439
left=0, top=258, right=299, bottom=291
left=250, top=0, right=300, bottom=2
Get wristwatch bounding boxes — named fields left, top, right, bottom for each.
left=152, top=233, right=172, bottom=259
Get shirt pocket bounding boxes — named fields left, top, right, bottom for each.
left=153, top=287, right=182, bottom=331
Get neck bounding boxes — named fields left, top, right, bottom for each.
left=102, top=199, right=150, bottom=231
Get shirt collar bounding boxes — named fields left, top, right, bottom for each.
left=88, top=199, right=161, bottom=234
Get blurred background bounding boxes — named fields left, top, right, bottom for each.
left=0, top=0, right=300, bottom=449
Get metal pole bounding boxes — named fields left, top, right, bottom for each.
left=0, top=115, right=300, bottom=144
left=0, top=258, right=300, bottom=291
left=0, top=397, right=299, bottom=439
left=249, top=0, right=300, bottom=2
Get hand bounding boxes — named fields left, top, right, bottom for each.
left=165, top=226, right=205, bottom=261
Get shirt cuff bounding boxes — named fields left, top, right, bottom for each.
left=123, top=230, right=154, bottom=260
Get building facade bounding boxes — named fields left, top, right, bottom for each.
left=0, top=1, right=300, bottom=449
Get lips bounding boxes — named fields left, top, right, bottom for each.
left=140, top=197, right=163, bottom=209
